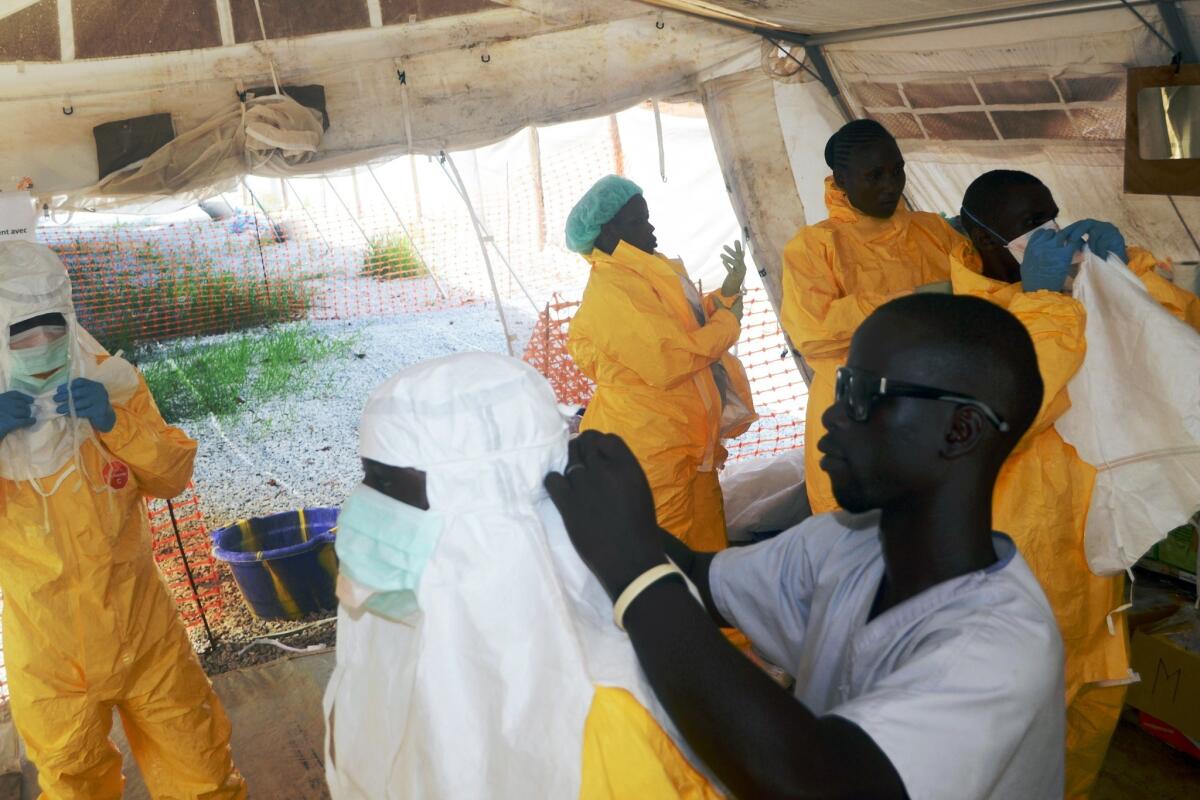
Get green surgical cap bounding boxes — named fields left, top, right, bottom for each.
left=564, top=175, right=643, bottom=254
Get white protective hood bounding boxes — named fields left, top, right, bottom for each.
left=324, top=352, right=706, bottom=798
left=0, top=241, right=139, bottom=485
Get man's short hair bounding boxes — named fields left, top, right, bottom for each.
left=960, top=170, right=1044, bottom=228
left=824, top=119, right=895, bottom=171
left=872, top=293, right=1044, bottom=440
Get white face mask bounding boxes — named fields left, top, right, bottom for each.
left=1005, top=220, right=1060, bottom=264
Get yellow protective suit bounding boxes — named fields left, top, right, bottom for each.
left=580, top=687, right=722, bottom=799
left=780, top=177, right=966, bottom=513
left=568, top=242, right=756, bottom=552
left=0, top=361, right=244, bottom=799
left=1123, top=246, right=1200, bottom=330
left=950, top=242, right=1200, bottom=799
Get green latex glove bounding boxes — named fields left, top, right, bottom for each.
left=721, top=240, right=747, bottom=298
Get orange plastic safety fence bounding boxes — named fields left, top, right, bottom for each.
left=521, top=295, right=593, bottom=407
left=0, top=593, right=6, bottom=703
left=35, top=137, right=615, bottom=355
left=147, top=483, right=224, bottom=646
left=725, top=288, right=808, bottom=462
left=522, top=287, right=808, bottom=463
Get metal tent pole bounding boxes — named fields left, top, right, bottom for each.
left=437, top=151, right=540, bottom=311
left=439, top=151, right=517, bottom=356
left=167, top=499, right=216, bottom=651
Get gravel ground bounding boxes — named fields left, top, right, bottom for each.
left=178, top=302, right=538, bottom=530
left=148, top=301, right=539, bottom=673
left=148, top=298, right=806, bottom=675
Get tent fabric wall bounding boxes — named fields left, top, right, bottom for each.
left=701, top=67, right=814, bottom=381
left=7, top=1, right=1200, bottom=278
left=701, top=68, right=805, bottom=312
left=809, top=5, right=1200, bottom=269
left=0, top=6, right=757, bottom=205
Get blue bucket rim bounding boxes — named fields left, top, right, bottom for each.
left=211, top=508, right=338, bottom=564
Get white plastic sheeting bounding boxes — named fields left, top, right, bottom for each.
left=1054, top=250, right=1200, bottom=575
left=720, top=449, right=808, bottom=542
left=67, top=95, right=325, bottom=211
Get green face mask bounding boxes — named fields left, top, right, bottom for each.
left=9, top=336, right=70, bottom=395
left=335, top=484, right=443, bottom=621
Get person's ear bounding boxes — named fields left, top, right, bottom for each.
left=965, top=221, right=1000, bottom=254
left=941, top=405, right=986, bottom=460
left=593, top=222, right=618, bottom=255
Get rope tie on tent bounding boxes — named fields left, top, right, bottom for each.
left=396, top=59, right=424, bottom=220
left=438, top=151, right=516, bottom=354
left=366, top=164, right=446, bottom=298
left=652, top=99, right=666, bottom=182
left=251, top=0, right=283, bottom=95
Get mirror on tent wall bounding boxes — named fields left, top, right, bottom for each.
left=1137, top=85, right=1200, bottom=159
left=1125, top=65, right=1200, bottom=195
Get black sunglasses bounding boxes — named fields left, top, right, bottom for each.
left=835, top=367, right=1010, bottom=433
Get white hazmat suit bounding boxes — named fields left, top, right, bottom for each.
left=323, top=353, right=720, bottom=799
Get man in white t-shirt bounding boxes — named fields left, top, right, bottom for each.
left=546, top=293, right=1066, bottom=799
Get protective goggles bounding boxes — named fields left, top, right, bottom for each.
left=835, top=366, right=1010, bottom=433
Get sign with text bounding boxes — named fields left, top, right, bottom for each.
left=0, top=192, right=35, bottom=242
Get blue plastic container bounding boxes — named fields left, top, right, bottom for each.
left=211, top=508, right=339, bottom=620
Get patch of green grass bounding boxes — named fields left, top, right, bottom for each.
left=139, top=326, right=355, bottom=423
left=361, top=232, right=427, bottom=280
left=52, top=240, right=312, bottom=354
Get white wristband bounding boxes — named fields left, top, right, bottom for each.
left=613, top=563, right=681, bottom=632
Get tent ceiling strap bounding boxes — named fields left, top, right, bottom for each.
left=1119, top=0, right=1181, bottom=57
left=251, top=0, right=282, bottom=95
left=1147, top=1, right=1197, bottom=63
left=747, top=0, right=1161, bottom=47
left=802, top=45, right=853, bottom=122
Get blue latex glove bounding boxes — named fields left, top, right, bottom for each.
left=1021, top=227, right=1084, bottom=293
left=1061, top=219, right=1127, bottom=262
left=55, top=378, right=116, bottom=433
left=0, top=390, right=35, bottom=441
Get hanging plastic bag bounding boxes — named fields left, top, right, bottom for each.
left=1054, top=249, right=1200, bottom=575
left=720, top=449, right=807, bottom=543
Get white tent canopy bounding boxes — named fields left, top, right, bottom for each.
left=1, top=0, right=1198, bottom=305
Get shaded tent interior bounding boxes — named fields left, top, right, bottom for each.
left=0, top=0, right=1197, bottom=797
